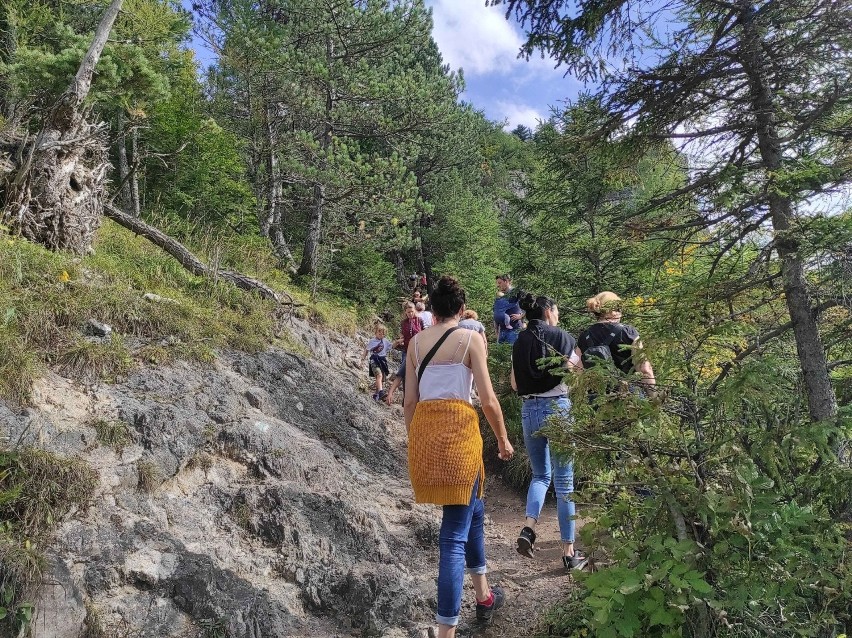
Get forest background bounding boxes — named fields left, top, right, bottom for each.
left=0, top=0, right=851, bottom=636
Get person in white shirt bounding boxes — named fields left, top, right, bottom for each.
left=361, top=323, right=393, bottom=401
left=416, top=301, right=434, bottom=328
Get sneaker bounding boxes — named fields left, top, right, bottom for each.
left=562, top=550, right=588, bottom=571
left=377, top=389, right=387, bottom=401
left=516, top=526, right=536, bottom=558
left=475, top=586, right=505, bottom=622
left=371, top=392, right=379, bottom=401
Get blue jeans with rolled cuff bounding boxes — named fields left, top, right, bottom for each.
left=521, top=395, right=576, bottom=543
left=436, top=477, right=486, bottom=626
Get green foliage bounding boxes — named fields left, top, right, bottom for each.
left=143, top=52, right=256, bottom=228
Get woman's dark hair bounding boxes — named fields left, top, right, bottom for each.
left=430, top=275, right=466, bottom=319
left=519, top=292, right=556, bottom=321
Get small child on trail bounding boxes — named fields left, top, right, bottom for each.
left=362, top=322, right=393, bottom=401
left=385, top=302, right=425, bottom=405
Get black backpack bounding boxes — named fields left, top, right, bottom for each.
left=581, top=324, right=624, bottom=369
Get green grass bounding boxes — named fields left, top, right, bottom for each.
left=90, top=419, right=130, bottom=451
left=0, top=219, right=361, bottom=403
left=0, top=448, right=96, bottom=634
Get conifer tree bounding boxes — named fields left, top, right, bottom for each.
left=494, top=0, right=852, bottom=422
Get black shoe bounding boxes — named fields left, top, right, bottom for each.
left=516, top=526, right=536, bottom=558
left=475, top=586, right=505, bottom=622
left=562, top=550, right=588, bottom=571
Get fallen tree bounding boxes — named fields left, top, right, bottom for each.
left=104, top=203, right=297, bottom=307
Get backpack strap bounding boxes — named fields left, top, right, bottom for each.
left=417, top=327, right=460, bottom=383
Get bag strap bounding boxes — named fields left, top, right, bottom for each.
left=417, top=326, right=460, bottom=383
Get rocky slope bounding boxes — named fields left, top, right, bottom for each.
left=1, top=317, right=443, bottom=638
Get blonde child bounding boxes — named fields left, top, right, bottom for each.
left=362, top=323, right=393, bottom=401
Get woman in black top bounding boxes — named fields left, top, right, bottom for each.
left=576, top=291, right=656, bottom=389
left=509, top=294, right=587, bottom=570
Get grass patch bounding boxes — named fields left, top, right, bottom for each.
left=0, top=224, right=276, bottom=402
left=0, top=218, right=363, bottom=402
left=90, top=420, right=130, bottom=451
left=82, top=601, right=107, bottom=638
left=0, top=447, right=96, bottom=634
left=136, top=459, right=162, bottom=492
left=57, top=335, right=133, bottom=382
left=185, top=451, right=213, bottom=473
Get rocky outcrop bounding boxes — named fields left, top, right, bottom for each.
left=0, top=320, right=437, bottom=637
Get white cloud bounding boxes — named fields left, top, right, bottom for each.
left=495, top=100, right=543, bottom=130
left=427, top=0, right=547, bottom=76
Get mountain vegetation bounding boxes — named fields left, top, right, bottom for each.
left=1, top=0, right=850, bottom=636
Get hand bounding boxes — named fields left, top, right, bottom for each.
left=498, top=440, right=514, bottom=461
left=509, top=313, right=523, bottom=322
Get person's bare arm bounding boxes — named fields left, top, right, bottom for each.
left=403, top=341, right=419, bottom=432
left=567, top=347, right=584, bottom=372
left=468, top=335, right=513, bottom=460
left=632, top=340, right=656, bottom=388
left=509, top=366, right=517, bottom=391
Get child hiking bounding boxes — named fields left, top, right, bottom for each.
left=362, top=322, right=393, bottom=401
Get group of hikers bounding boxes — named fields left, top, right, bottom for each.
left=361, top=273, right=656, bottom=638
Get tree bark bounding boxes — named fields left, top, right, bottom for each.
left=263, top=100, right=295, bottom=270
left=739, top=2, right=837, bottom=422
left=104, top=203, right=290, bottom=304
left=129, top=124, right=141, bottom=217
left=116, top=112, right=133, bottom=211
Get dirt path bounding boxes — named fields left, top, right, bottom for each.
left=452, top=477, right=579, bottom=638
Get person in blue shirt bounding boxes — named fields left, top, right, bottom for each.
left=493, top=274, right=523, bottom=345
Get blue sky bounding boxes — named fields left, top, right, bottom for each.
left=185, top=1, right=584, bottom=131
left=425, top=0, right=584, bottom=130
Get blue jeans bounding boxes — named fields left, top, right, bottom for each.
left=397, top=351, right=407, bottom=380
left=436, top=478, right=486, bottom=626
left=521, top=396, right=576, bottom=543
left=498, top=328, right=520, bottom=345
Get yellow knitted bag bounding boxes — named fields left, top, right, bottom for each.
left=407, top=399, right=485, bottom=505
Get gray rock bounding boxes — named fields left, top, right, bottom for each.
left=33, top=554, right=86, bottom=638
left=84, top=318, right=112, bottom=338
left=1, top=321, right=435, bottom=637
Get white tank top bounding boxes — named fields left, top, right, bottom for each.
left=414, top=330, right=475, bottom=403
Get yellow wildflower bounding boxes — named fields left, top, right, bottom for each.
left=59, top=270, right=71, bottom=282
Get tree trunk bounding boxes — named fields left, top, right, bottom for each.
left=54, top=0, right=123, bottom=129
left=391, top=250, right=408, bottom=291
left=298, top=182, right=325, bottom=276
left=263, top=100, right=295, bottom=270
left=104, top=203, right=292, bottom=305
left=129, top=125, right=141, bottom=217
left=0, top=0, right=122, bottom=252
left=739, top=2, right=838, bottom=422
left=116, top=112, right=133, bottom=211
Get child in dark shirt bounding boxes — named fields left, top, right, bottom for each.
left=362, top=323, right=393, bottom=401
